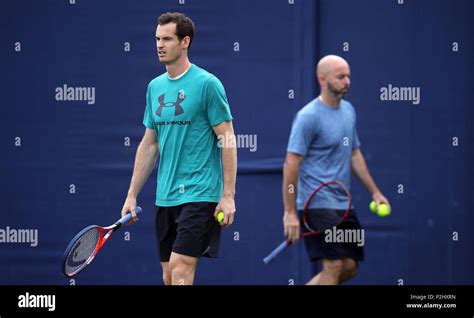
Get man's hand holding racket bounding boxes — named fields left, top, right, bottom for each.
left=283, top=211, right=300, bottom=243
left=264, top=180, right=352, bottom=265
left=121, top=197, right=140, bottom=225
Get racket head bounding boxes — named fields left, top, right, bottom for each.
left=302, top=180, right=351, bottom=236
left=61, top=207, right=142, bottom=277
left=61, top=225, right=104, bottom=277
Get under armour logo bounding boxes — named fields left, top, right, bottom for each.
left=156, top=93, right=185, bottom=116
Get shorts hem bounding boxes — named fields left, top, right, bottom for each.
left=172, top=246, right=219, bottom=259
left=156, top=198, right=220, bottom=207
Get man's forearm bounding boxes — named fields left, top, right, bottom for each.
left=283, top=161, right=298, bottom=214
left=221, top=145, right=237, bottom=197
left=127, top=141, right=159, bottom=199
left=351, top=150, right=380, bottom=195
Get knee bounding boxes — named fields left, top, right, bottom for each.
left=169, top=257, right=194, bottom=281
left=343, top=260, right=358, bottom=279
left=324, top=259, right=344, bottom=275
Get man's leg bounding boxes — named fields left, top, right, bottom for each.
left=306, top=272, right=321, bottom=285
left=339, top=257, right=358, bottom=284
left=317, top=259, right=344, bottom=285
left=156, top=206, right=177, bottom=285
left=307, top=258, right=356, bottom=285
left=306, top=258, right=358, bottom=285
left=305, top=210, right=363, bottom=285
left=169, top=252, right=199, bottom=285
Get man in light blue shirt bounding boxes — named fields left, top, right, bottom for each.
left=283, top=55, right=390, bottom=285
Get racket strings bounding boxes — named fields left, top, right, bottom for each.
left=304, top=209, right=347, bottom=232
left=302, top=181, right=351, bottom=233
left=64, top=227, right=100, bottom=276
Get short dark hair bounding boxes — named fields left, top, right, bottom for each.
left=158, top=12, right=195, bottom=50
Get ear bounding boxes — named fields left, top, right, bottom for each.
left=317, top=74, right=326, bottom=86
left=181, top=36, right=191, bottom=49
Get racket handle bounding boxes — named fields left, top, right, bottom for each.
left=263, top=240, right=291, bottom=265
left=119, top=206, right=142, bottom=225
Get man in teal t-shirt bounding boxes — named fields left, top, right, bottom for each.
left=120, top=12, right=237, bottom=285
left=143, top=64, right=232, bottom=206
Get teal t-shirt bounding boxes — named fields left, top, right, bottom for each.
left=143, top=64, right=233, bottom=207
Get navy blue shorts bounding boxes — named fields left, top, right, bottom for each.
left=155, top=202, right=221, bottom=262
left=299, top=209, right=364, bottom=262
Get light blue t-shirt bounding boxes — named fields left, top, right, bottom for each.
left=287, top=98, right=361, bottom=210
left=143, top=64, right=233, bottom=207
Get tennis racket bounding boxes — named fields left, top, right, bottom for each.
left=263, top=180, right=351, bottom=265
left=61, top=206, right=142, bottom=277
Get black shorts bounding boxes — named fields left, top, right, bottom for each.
left=155, top=202, right=221, bottom=262
left=299, top=209, right=364, bottom=262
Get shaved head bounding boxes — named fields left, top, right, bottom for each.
left=316, top=55, right=351, bottom=103
left=317, top=55, right=349, bottom=77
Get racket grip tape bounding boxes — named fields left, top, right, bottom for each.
left=263, top=240, right=292, bottom=265
left=119, top=206, right=142, bottom=225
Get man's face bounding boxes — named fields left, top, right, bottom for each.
left=326, top=64, right=351, bottom=99
left=155, top=23, right=184, bottom=64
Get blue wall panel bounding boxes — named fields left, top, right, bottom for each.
left=0, top=0, right=472, bottom=285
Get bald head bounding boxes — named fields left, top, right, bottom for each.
left=316, top=55, right=351, bottom=102
left=317, top=55, right=349, bottom=77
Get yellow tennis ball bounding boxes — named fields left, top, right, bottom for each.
left=377, top=204, right=391, bottom=217
left=217, top=211, right=225, bottom=224
left=369, top=201, right=377, bottom=213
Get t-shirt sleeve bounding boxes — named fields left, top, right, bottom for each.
left=352, top=112, right=361, bottom=150
left=287, top=111, right=316, bottom=157
left=143, top=83, right=154, bottom=129
left=205, top=76, right=233, bottom=126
